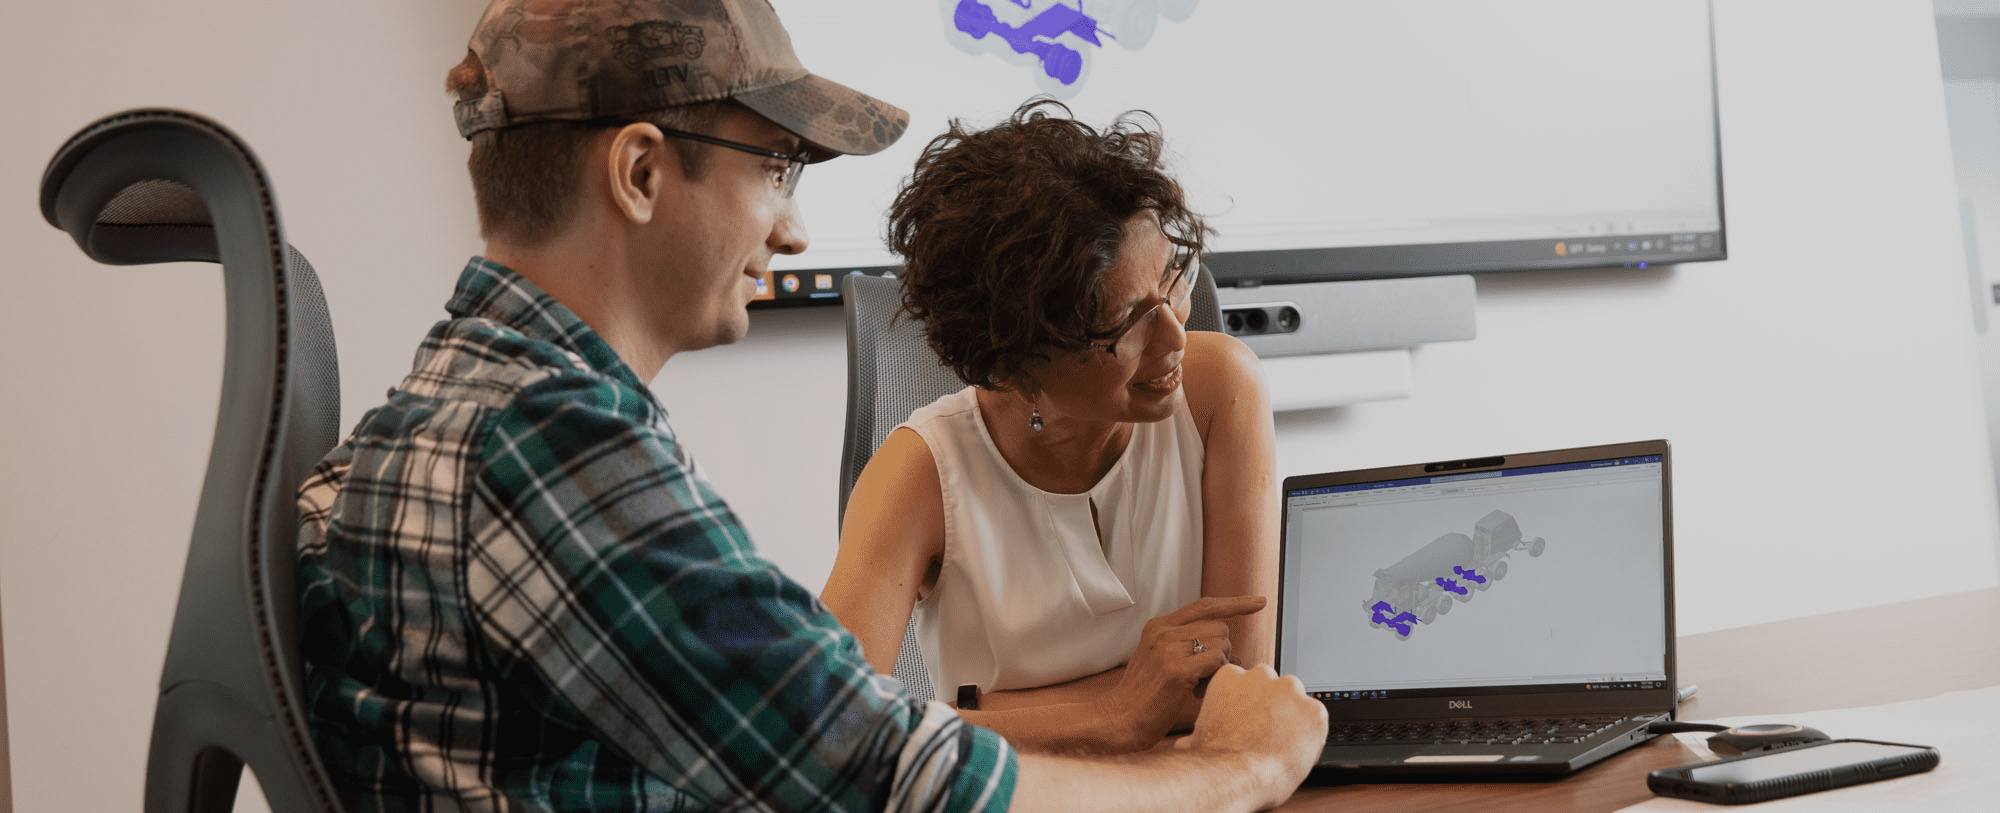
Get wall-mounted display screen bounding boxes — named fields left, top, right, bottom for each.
left=755, top=0, right=1725, bottom=306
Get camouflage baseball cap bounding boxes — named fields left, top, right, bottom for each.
left=453, top=0, right=908, bottom=161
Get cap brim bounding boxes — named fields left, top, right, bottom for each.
left=734, top=73, right=910, bottom=163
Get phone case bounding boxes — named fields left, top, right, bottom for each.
left=1646, top=738, right=1940, bottom=805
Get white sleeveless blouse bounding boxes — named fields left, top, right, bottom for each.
left=903, top=386, right=1205, bottom=694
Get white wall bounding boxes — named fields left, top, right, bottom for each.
left=1939, top=9, right=2000, bottom=526
left=3, top=2, right=1997, bottom=812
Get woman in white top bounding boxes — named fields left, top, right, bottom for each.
left=821, top=100, right=1280, bottom=754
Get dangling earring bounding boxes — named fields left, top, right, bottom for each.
left=1030, top=406, right=1044, bottom=433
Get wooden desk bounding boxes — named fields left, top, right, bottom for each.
left=1270, top=587, right=2000, bottom=813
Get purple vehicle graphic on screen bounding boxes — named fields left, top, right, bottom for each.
left=954, top=0, right=1109, bottom=85
left=1365, top=510, right=1547, bottom=639
left=944, top=1, right=1199, bottom=97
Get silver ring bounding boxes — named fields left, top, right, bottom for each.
left=1192, top=639, right=1208, bottom=655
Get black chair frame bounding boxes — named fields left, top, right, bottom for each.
left=40, top=108, right=343, bottom=813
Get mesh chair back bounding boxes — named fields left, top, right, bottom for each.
left=835, top=265, right=1223, bottom=705
left=40, top=108, right=343, bottom=813
left=837, top=275, right=963, bottom=703
left=1186, top=262, right=1224, bottom=335
left=838, top=275, right=966, bottom=520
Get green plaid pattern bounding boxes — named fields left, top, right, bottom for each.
left=298, top=258, right=1015, bottom=813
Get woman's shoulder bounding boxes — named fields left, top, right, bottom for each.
left=903, top=385, right=980, bottom=430
left=1185, top=329, right=1260, bottom=375
left=1181, top=330, right=1265, bottom=433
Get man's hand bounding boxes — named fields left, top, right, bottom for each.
left=1092, top=596, right=1265, bottom=749
left=1182, top=663, right=1328, bottom=810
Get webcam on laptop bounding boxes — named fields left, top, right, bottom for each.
left=1423, top=456, right=1506, bottom=473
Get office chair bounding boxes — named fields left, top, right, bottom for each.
left=836, top=265, right=1224, bottom=704
left=39, top=109, right=344, bottom=813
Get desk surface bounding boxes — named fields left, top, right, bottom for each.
left=1269, top=587, right=2000, bottom=813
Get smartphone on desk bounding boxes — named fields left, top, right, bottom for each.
left=1647, top=738, right=1939, bottom=805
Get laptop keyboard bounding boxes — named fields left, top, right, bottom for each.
left=1327, top=715, right=1636, bottom=747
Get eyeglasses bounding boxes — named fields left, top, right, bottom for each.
left=657, top=127, right=811, bottom=197
left=1091, top=252, right=1200, bottom=357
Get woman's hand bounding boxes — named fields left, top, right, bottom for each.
left=1092, top=595, right=1267, bottom=750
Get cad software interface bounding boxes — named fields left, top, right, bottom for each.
left=771, top=0, right=1721, bottom=275
left=1280, top=455, right=1668, bottom=698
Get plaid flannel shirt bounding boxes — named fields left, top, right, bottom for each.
left=298, top=258, right=1015, bottom=813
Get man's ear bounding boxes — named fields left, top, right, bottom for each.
left=606, top=121, right=667, bottom=225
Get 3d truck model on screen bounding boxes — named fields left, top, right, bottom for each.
left=1364, top=509, right=1547, bottom=639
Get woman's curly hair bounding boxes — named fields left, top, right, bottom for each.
left=887, top=98, right=1210, bottom=390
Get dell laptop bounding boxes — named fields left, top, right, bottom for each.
left=1276, top=439, right=1676, bottom=777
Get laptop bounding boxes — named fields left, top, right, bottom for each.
left=1276, top=439, right=1677, bottom=778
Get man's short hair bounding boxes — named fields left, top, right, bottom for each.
left=446, top=52, right=729, bottom=246
left=887, top=98, right=1211, bottom=391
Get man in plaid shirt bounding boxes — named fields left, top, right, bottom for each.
left=299, top=2, right=1326, bottom=811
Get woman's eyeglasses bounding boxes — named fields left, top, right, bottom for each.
left=1090, top=252, right=1200, bottom=357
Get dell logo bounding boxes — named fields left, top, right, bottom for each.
left=1448, top=700, right=1473, bottom=710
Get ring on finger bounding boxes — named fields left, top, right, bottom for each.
left=1192, top=638, right=1208, bottom=655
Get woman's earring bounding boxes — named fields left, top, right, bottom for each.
left=1030, top=406, right=1044, bottom=433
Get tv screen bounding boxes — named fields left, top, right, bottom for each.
left=755, top=0, right=1725, bottom=306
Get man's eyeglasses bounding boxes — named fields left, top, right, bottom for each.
left=1091, top=252, right=1201, bottom=357
left=657, top=127, right=811, bottom=197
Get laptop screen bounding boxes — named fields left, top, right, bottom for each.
left=1278, top=447, right=1670, bottom=704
